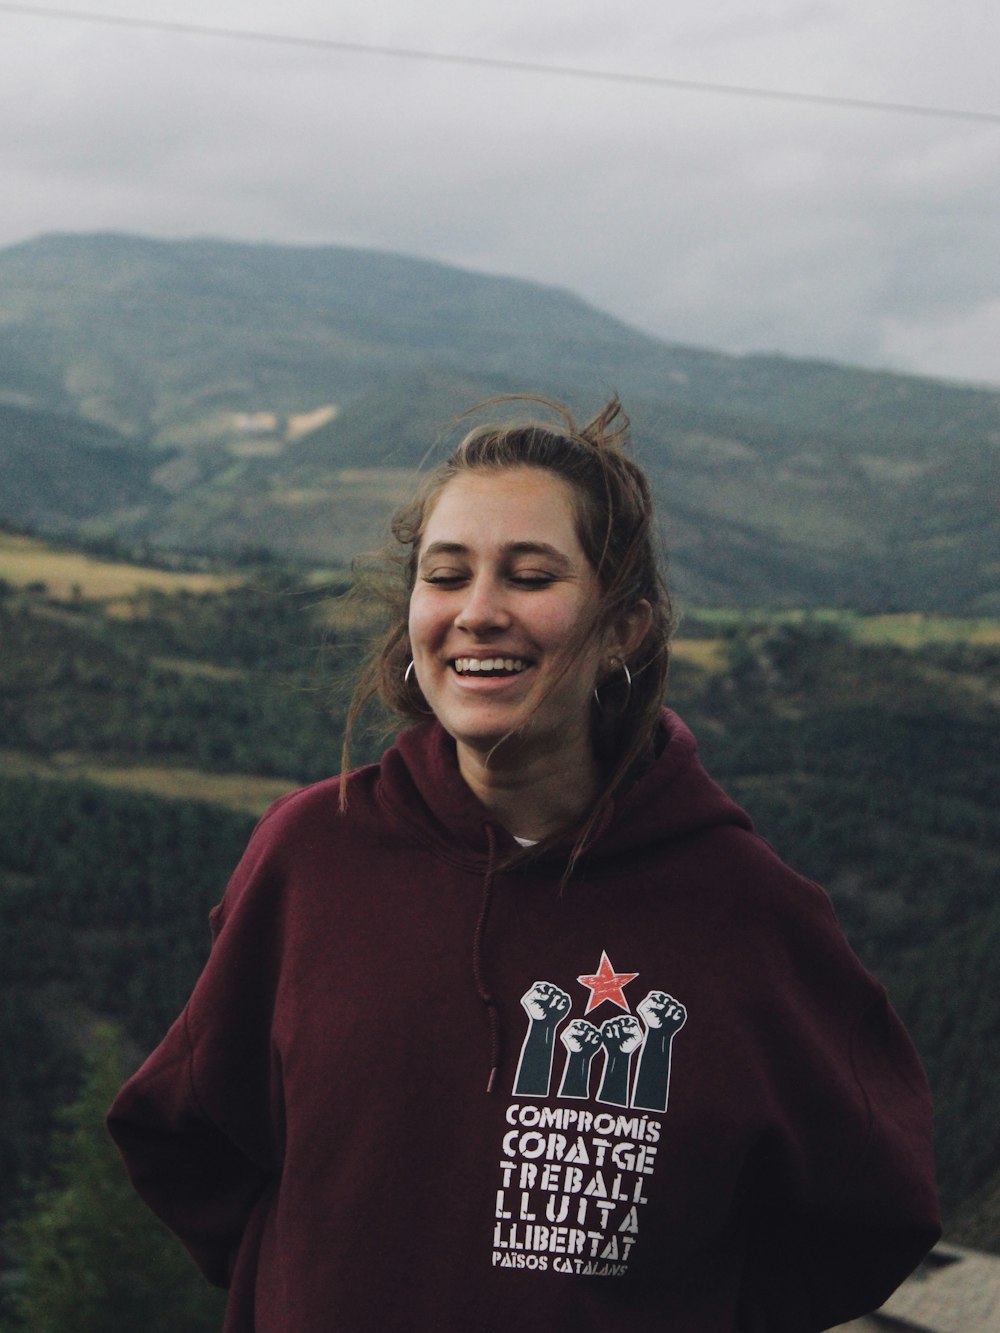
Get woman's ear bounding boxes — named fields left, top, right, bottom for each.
left=610, top=599, right=653, bottom=661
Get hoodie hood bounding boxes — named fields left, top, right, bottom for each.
left=378, top=708, right=753, bottom=876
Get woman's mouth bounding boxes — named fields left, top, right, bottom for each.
left=451, top=657, right=529, bottom=677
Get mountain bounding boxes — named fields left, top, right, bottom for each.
left=0, top=401, right=159, bottom=529
left=1, top=232, right=998, bottom=610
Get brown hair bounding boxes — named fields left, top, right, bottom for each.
left=341, top=395, right=676, bottom=863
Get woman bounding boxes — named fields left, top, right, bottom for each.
left=109, top=398, right=940, bottom=1331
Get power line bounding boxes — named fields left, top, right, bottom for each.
left=2, top=1, right=999, bottom=126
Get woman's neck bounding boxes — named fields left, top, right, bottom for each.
left=456, top=737, right=601, bottom=842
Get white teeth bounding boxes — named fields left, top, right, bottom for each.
left=453, top=657, right=527, bottom=675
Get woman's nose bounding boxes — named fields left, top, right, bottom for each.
left=454, top=575, right=511, bottom=634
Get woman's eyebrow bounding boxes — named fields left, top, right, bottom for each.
left=420, top=540, right=573, bottom=567
left=506, top=541, right=573, bottom=568
left=420, top=541, right=467, bottom=559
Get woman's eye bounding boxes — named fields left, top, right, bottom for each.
left=511, top=572, right=556, bottom=588
left=422, top=572, right=466, bottom=586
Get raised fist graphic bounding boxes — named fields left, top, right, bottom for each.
left=597, top=1015, right=644, bottom=1107
left=562, top=1018, right=604, bottom=1055
left=520, top=982, right=572, bottom=1025
left=600, top=1015, right=645, bottom=1056
left=513, top=981, right=571, bottom=1097
left=632, top=990, right=687, bottom=1113
left=637, top=991, right=687, bottom=1035
left=557, top=1019, right=602, bottom=1099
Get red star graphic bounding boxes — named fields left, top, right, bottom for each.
left=577, top=951, right=639, bottom=1015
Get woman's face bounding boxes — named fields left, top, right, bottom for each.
left=407, top=466, right=611, bottom=770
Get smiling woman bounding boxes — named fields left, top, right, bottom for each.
left=343, top=397, right=672, bottom=863
left=108, top=396, right=940, bottom=1333
left=406, top=465, right=651, bottom=841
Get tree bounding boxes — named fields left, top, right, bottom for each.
left=4, top=1025, right=226, bottom=1332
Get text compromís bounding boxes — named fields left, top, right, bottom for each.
left=493, top=1104, right=661, bottom=1276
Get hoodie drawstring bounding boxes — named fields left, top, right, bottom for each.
left=472, top=824, right=502, bottom=1093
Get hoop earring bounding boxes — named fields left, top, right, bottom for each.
left=403, top=658, right=435, bottom=715
left=593, top=658, right=632, bottom=711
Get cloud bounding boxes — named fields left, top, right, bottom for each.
left=879, top=298, right=1000, bottom=387
left=0, top=0, right=996, bottom=385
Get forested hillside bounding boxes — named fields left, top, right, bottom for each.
left=1, top=556, right=997, bottom=1317
left=1, top=232, right=998, bottom=609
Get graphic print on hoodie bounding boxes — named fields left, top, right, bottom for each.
left=496, top=950, right=686, bottom=1276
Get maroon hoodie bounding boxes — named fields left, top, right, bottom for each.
left=108, top=711, right=940, bottom=1331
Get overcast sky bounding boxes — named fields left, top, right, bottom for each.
left=2, top=0, right=998, bottom=386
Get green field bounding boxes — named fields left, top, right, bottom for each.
left=0, top=748, right=298, bottom=816
left=678, top=604, right=1000, bottom=647
left=0, top=531, right=234, bottom=600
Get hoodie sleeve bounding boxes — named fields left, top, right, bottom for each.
left=735, top=877, right=941, bottom=1331
left=106, top=1009, right=271, bottom=1286
left=107, top=810, right=290, bottom=1287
